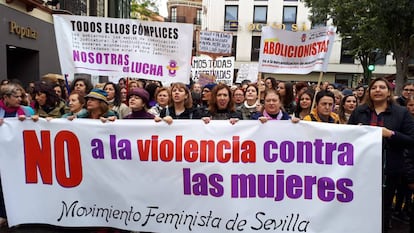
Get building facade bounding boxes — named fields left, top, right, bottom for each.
left=166, top=0, right=202, bottom=55
left=0, top=0, right=130, bottom=85
left=201, top=0, right=398, bottom=87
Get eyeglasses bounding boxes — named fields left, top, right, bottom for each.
left=404, top=89, right=414, bottom=92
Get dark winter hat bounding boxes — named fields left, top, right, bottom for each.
left=128, top=87, right=150, bottom=104
left=203, top=83, right=217, bottom=91
left=85, top=88, right=108, bottom=104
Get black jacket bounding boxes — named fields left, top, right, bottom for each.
left=348, top=103, right=414, bottom=174
left=160, top=106, right=201, bottom=119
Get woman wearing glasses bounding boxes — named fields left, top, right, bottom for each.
left=396, top=82, right=414, bottom=106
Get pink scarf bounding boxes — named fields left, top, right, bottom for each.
left=262, top=110, right=283, bottom=120
left=0, top=99, right=25, bottom=116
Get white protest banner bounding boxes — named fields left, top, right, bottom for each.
left=191, top=56, right=234, bottom=85
left=0, top=119, right=381, bottom=233
left=198, top=30, right=233, bottom=55
left=53, top=15, right=193, bottom=83
left=236, top=63, right=259, bottom=84
left=258, top=26, right=336, bottom=74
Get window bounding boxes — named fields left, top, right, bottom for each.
left=195, top=9, right=202, bottom=25
left=251, top=36, right=261, bottom=61
left=224, top=5, right=238, bottom=31
left=340, top=38, right=355, bottom=64
left=253, top=6, right=267, bottom=24
left=171, top=7, right=177, bottom=22
left=232, top=36, right=237, bottom=58
left=282, top=6, right=297, bottom=31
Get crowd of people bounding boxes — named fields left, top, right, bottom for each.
left=1, top=76, right=414, bottom=232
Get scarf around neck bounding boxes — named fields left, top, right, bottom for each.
left=0, top=99, right=25, bottom=116
left=263, top=110, right=283, bottom=120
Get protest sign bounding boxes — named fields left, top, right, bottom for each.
left=258, top=26, right=336, bottom=74
left=53, top=15, right=193, bottom=83
left=0, top=119, right=381, bottom=233
left=191, top=56, right=234, bottom=85
left=198, top=30, right=233, bottom=56
left=236, top=63, right=259, bottom=84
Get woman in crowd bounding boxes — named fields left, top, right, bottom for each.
left=348, top=77, right=414, bottom=232
left=407, top=95, right=414, bottom=116
left=70, top=77, right=93, bottom=96
left=355, top=85, right=366, bottom=104
left=192, top=82, right=202, bottom=94
left=124, top=87, right=154, bottom=119
left=118, top=77, right=126, bottom=89
left=294, top=81, right=308, bottom=103
left=120, top=87, right=128, bottom=105
left=32, top=81, right=66, bottom=119
left=303, top=90, right=340, bottom=123
left=201, top=83, right=241, bottom=124
left=128, top=80, right=140, bottom=90
left=277, top=81, right=296, bottom=115
left=232, top=87, right=245, bottom=111
left=61, top=91, right=87, bottom=120
left=145, top=82, right=160, bottom=108
left=103, top=82, right=130, bottom=119
left=156, top=82, right=200, bottom=124
left=264, top=77, right=277, bottom=90
left=239, top=84, right=260, bottom=120
left=53, top=83, right=67, bottom=103
left=337, top=94, right=357, bottom=124
left=396, top=82, right=414, bottom=106
left=0, top=83, right=34, bottom=227
left=199, top=83, right=216, bottom=113
left=251, top=89, right=291, bottom=123
left=294, top=90, right=314, bottom=120
left=76, top=88, right=117, bottom=122
left=148, top=87, right=170, bottom=117
left=331, top=89, right=343, bottom=114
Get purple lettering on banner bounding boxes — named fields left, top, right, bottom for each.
left=263, top=141, right=278, bottom=162
left=280, top=141, right=294, bottom=163
left=263, top=139, right=354, bottom=166
left=314, top=139, right=324, bottom=164
left=338, top=143, right=354, bottom=165
left=231, top=174, right=256, bottom=198
left=304, top=176, right=317, bottom=199
left=257, top=174, right=275, bottom=198
left=183, top=168, right=224, bottom=197
left=317, top=177, right=335, bottom=202
left=209, top=173, right=224, bottom=197
left=90, top=138, right=104, bottom=159
left=297, top=141, right=313, bottom=163
left=285, top=175, right=303, bottom=199
left=336, top=178, right=354, bottom=202
left=274, top=170, right=284, bottom=201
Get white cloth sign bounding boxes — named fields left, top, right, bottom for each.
left=53, top=15, right=194, bottom=83
left=191, top=56, right=234, bottom=85
left=258, top=26, right=336, bottom=74
left=0, top=119, right=381, bottom=233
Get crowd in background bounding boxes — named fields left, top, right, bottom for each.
left=1, top=75, right=414, bottom=233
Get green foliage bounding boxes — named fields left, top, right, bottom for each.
left=131, top=0, right=160, bottom=20
left=303, top=0, right=414, bottom=87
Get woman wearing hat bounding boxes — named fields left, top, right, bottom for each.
left=76, top=88, right=117, bottom=122
left=124, top=88, right=154, bottom=119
